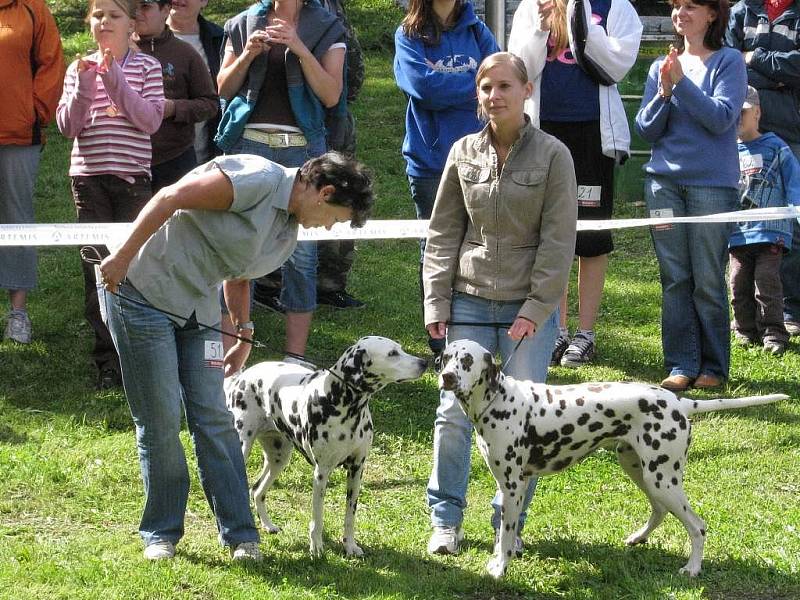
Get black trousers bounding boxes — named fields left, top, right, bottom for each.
left=72, top=174, right=151, bottom=370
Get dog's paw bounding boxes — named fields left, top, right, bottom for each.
left=486, top=556, right=507, bottom=579
left=257, top=515, right=281, bottom=534
left=678, top=563, right=701, bottom=577
left=624, top=530, right=649, bottom=546
left=309, top=538, right=324, bottom=559
left=343, top=539, right=364, bottom=558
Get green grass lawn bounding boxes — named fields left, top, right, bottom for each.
left=1, top=4, right=799, bottom=598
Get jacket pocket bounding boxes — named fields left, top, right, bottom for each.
left=458, top=163, right=490, bottom=184
left=510, top=168, right=548, bottom=187
left=459, top=162, right=492, bottom=216
left=503, top=168, right=548, bottom=218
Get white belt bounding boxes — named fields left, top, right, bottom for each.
left=243, top=129, right=307, bottom=148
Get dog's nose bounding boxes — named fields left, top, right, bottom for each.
left=440, top=371, right=458, bottom=391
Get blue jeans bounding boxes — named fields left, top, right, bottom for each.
left=408, top=174, right=444, bottom=354
left=100, top=282, right=259, bottom=548
left=408, top=174, right=441, bottom=260
left=427, top=292, right=559, bottom=531
left=783, top=145, right=800, bottom=323
left=645, top=176, right=737, bottom=379
left=228, top=135, right=326, bottom=312
left=782, top=220, right=800, bottom=323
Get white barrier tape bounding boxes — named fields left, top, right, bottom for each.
left=0, top=207, right=798, bottom=246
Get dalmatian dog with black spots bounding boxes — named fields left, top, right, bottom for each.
left=225, top=336, right=427, bottom=558
left=438, top=339, right=789, bottom=579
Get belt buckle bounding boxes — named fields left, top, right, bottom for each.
left=282, top=133, right=291, bottom=147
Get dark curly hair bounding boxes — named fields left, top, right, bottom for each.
left=299, top=152, right=374, bottom=228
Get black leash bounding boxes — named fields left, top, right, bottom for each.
left=81, top=247, right=269, bottom=350
left=83, top=248, right=363, bottom=379
left=475, top=336, right=526, bottom=423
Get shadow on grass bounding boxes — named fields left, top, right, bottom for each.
left=0, top=422, right=28, bottom=445
left=177, top=533, right=799, bottom=600
left=180, top=543, right=559, bottom=600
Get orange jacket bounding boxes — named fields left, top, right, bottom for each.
left=0, top=0, right=64, bottom=145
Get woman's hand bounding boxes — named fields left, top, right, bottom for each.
left=99, top=251, right=131, bottom=294
left=224, top=340, right=252, bottom=377
left=507, top=316, right=536, bottom=341
left=537, top=0, right=555, bottom=31
left=427, top=322, right=447, bottom=340
left=659, top=52, right=675, bottom=96
left=243, top=28, right=271, bottom=60
left=264, top=19, right=307, bottom=57
left=666, top=45, right=684, bottom=85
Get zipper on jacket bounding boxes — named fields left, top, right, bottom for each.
left=489, top=134, right=523, bottom=292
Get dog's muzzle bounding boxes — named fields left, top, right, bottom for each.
left=439, top=371, right=458, bottom=391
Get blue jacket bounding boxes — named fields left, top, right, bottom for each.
left=394, top=2, right=498, bottom=178
left=730, top=132, right=800, bottom=249
left=726, top=0, right=800, bottom=144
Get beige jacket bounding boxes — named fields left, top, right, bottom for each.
left=423, top=120, right=577, bottom=328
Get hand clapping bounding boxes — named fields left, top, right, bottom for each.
left=659, top=45, right=684, bottom=97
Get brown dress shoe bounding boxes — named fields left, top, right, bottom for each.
left=693, top=374, right=723, bottom=389
left=660, top=375, right=693, bottom=391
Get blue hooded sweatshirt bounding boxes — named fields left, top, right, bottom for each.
left=394, top=2, right=499, bottom=178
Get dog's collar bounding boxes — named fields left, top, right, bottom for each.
left=324, top=367, right=363, bottom=395
left=475, top=388, right=500, bottom=423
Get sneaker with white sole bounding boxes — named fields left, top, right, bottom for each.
left=427, top=525, right=464, bottom=555
left=4, top=310, right=32, bottom=344
left=231, top=541, right=263, bottom=562
left=494, top=530, right=524, bottom=557
left=143, top=540, right=176, bottom=560
left=550, top=333, right=570, bottom=366
left=560, top=333, right=595, bottom=367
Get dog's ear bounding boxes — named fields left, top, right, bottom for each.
left=440, top=371, right=458, bottom=391
left=484, top=352, right=499, bottom=392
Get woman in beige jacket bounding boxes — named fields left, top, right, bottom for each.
left=422, top=52, right=577, bottom=556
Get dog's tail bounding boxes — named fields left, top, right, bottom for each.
left=685, top=394, right=789, bottom=416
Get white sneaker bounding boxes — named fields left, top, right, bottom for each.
left=231, top=541, right=263, bottom=562
left=427, top=525, right=464, bottom=555
left=4, top=310, right=31, bottom=344
left=143, top=541, right=176, bottom=560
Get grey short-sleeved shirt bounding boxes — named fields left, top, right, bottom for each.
left=126, top=155, right=299, bottom=326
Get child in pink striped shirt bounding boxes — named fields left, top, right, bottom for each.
left=57, top=0, right=164, bottom=389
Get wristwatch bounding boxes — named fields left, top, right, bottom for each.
left=235, top=321, right=255, bottom=333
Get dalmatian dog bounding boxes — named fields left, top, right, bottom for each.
left=438, top=339, right=789, bottom=579
left=225, top=336, right=427, bottom=558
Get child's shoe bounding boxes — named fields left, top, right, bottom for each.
left=763, top=339, right=787, bottom=355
